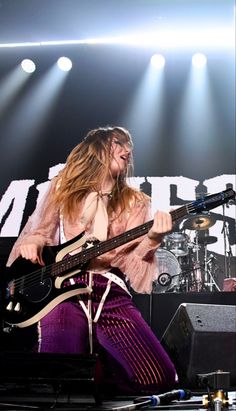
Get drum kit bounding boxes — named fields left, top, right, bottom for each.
left=153, top=212, right=220, bottom=293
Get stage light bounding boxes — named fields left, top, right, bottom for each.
left=0, top=42, right=41, bottom=48
left=57, top=57, right=72, bottom=71
left=150, top=54, right=165, bottom=69
left=21, top=59, right=36, bottom=73
left=192, top=53, right=207, bottom=68
left=0, top=24, right=234, bottom=49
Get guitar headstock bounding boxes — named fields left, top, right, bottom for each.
left=188, top=188, right=235, bottom=215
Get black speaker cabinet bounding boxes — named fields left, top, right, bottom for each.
left=161, top=303, right=236, bottom=388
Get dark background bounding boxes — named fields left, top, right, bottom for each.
left=0, top=0, right=235, bottom=184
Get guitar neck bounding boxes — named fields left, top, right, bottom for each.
left=62, top=204, right=189, bottom=271
left=54, top=188, right=235, bottom=276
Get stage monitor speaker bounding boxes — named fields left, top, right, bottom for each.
left=161, top=303, right=236, bottom=388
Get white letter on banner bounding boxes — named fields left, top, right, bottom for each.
left=203, top=175, right=236, bottom=256
left=147, top=176, right=198, bottom=215
left=128, top=177, right=145, bottom=190
left=0, top=180, right=35, bottom=236
left=36, top=163, right=66, bottom=205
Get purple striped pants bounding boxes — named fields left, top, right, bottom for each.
left=38, top=272, right=177, bottom=394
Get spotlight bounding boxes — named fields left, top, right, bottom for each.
left=21, top=59, right=36, bottom=73
left=192, top=53, right=207, bottom=68
left=150, top=54, right=165, bottom=69
left=57, top=57, right=72, bottom=71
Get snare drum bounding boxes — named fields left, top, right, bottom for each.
left=164, top=232, right=189, bottom=257
left=152, top=248, right=181, bottom=293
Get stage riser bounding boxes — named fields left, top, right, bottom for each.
left=0, top=293, right=235, bottom=392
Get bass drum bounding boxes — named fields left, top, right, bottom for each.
left=152, top=248, right=181, bottom=293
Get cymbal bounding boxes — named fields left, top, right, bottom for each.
left=183, top=214, right=216, bottom=230
left=197, top=235, right=218, bottom=245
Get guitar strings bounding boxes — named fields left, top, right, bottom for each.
left=10, top=226, right=150, bottom=290
left=9, top=196, right=222, bottom=292
left=10, top=218, right=155, bottom=291
left=10, top=204, right=193, bottom=291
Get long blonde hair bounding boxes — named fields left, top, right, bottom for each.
left=51, top=126, right=148, bottom=221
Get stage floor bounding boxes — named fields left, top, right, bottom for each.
left=1, top=294, right=235, bottom=411
left=0, top=392, right=235, bottom=411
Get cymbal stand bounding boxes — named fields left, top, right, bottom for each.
left=193, top=232, right=203, bottom=292
left=203, top=248, right=221, bottom=292
left=203, top=244, right=210, bottom=290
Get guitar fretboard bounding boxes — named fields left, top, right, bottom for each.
left=53, top=203, right=190, bottom=276
left=52, top=188, right=234, bottom=277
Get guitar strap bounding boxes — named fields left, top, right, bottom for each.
left=77, top=270, right=131, bottom=354
left=101, top=272, right=131, bottom=296
left=59, top=193, right=130, bottom=353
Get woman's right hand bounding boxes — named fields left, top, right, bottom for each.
left=18, top=243, right=45, bottom=266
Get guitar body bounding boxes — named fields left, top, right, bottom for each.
left=4, top=233, right=91, bottom=328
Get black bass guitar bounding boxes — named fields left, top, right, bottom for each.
left=3, top=188, right=235, bottom=328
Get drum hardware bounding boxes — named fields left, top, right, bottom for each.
left=197, top=235, right=218, bottom=245
left=157, top=226, right=220, bottom=293
left=179, top=263, right=205, bottom=292
left=163, top=232, right=189, bottom=257
left=206, top=253, right=216, bottom=264
left=221, top=203, right=233, bottom=278
left=152, top=248, right=181, bottom=293
left=203, top=247, right=221, bottom=292
left=185, top=240, right=200, bottom=254
left=188, top=230, right=202, bottom=291
left=192, top=261, right=202, bottom=292
left=157, top=272, right=172, bottom=287
left=185, top=234, right=220, bottom=292
left=183, top=213, right=216, bottom=231
left=186, top=230, right=220, bottom=292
